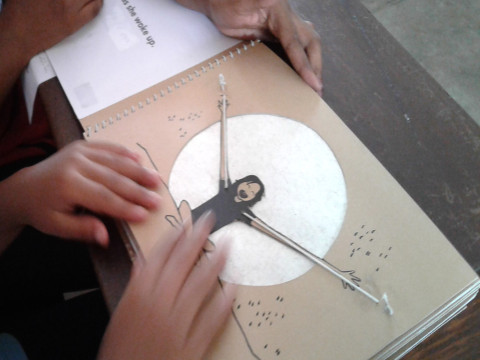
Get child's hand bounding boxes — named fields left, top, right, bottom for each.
left=2, top=0, right=102, bottom=63
left=177, top=0, right=322, bottom=95
left=16, top=141, right=162, bottom=246
left=98, top=211, right=236, bottom=360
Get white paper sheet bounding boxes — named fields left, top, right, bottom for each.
left=46, top=0, right=239, bottom=119
left=169, top=115, right=347, bottom=286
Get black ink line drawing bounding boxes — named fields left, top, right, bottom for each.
left=136, top=142, right=158, bottom=171
left=191, top=174, right=265, bottom=233
left=135, top=74, right=386, bottom=359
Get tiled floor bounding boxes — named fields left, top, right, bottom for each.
left=359, top=0, right=480, bottom=126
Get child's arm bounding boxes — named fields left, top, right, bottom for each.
left=0, top=0, right=102, bottom=107
left=175, top=0, right=323, bottom=95
left=0, top=141, right=162, bottom=253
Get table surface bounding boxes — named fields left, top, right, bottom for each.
left=39, top=0, right=480, bottom=358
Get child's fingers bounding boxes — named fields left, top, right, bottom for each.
left=71, top=140, right=140, bottom=162
left=46, top=212, right=109, bottom=247
left=82, top=143, right=162, bottom=189
left=173, top=240, right=229, bottom=335
left=141, top=224, right=186, bottom=291
left=79, top=159, right=161, bottom=211
left=188, top=281, right=237, bottom=357
left=71, top=174, right=152, bottom=223
left=153, top=211, right=216, bottom=306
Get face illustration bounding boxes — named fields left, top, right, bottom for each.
left=234, top=181, right=261, bottom=203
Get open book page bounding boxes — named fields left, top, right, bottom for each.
left=46, top=0, right=239, bottom=119
left=82, top=42, right=479, bottom=359
left=22, top=52, right=56, bottom=122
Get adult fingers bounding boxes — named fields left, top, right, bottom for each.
left=297, top=19, right=323, bottom=92
left=81, top=0, right=103, bottom=16
left=68, top=0, right=103, bottom=26
left=269, top=7, right=323, bottom=94
left=281, top=30, right=322, bottom=94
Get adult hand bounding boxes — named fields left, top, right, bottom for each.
left=10, top=141, right=161, bottom=247
left=98, top=212, right=236, bottom=360
left=177, top=0, right=323, bottom=95
left=1, top=0, right=103, bottom=64
left=0, top=0, right=103, bottom=107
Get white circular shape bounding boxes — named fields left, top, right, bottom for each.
left=169, top=114, right=347, bottom=286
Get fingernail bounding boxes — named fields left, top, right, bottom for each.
left=315, top=78, right=323, bottom=92
left=129, top=151, right=142, bottom=162
left=147, top=168, right=162, bottom=184
left=195, top=210, right=216, bottom=232
left=95, top=227, right=109, bottom=248
left=315, top=76, right=323, bottom=97
left=317, top=85, right=323, bottom=97
left=307, top=72, right=323, bottom=96
left=131, top=206, right=149, bottom=222
left=147, top=167, right=160, bottom=177
left=148, top=191, right=162, bottom=208
left=199, top=209, right=216, bottom=224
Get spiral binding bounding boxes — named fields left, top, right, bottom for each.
left=84, top=40, right=258, bottom=138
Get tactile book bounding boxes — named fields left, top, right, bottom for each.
left=74, top=39, right=479, bottom=359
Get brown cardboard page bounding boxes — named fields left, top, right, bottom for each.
left=82, top=42, right=479, bottom=360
